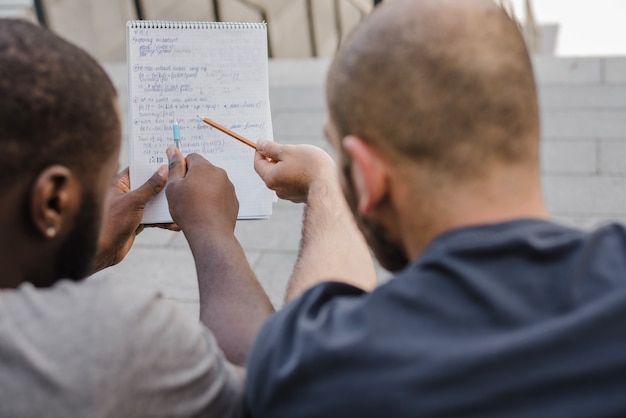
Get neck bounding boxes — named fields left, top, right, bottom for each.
left=0, top=237, right=59, bottom=289
left=392, top=163, right=548, bottom=262
left=0, top=194, right=58, bottom=289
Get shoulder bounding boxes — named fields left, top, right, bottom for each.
left=252, top=281, right=368, bottom=344
left=0, top=276, right=148, bottom=329
left=0, top=277, right=244, bottom=418
left=246, top=281, right=371, bottom=413
left=85, top=277, right=245, bottom=417
left=419, top=219, right=585, bottom=257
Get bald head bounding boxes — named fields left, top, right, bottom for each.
left=327, top=0, right=540, bottom=179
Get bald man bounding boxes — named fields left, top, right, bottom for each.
left=243, top=0, right=626, bottom=416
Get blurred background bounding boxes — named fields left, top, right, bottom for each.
left=4, top=0, right=626, bottom=61
left=3, top=0, right=374, bottom=61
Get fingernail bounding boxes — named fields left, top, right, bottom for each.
left=166, top=147, right=175, bottom=160
left=157, top=165, right=168, bottom=178
left=256, top=139, right=267, bottom=150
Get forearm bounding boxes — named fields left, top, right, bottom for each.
left=286, top=179, right=377, bottom=302
left=185, top=227, right=274, bottom=366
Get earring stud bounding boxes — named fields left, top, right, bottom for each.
left=46, top=227, right=56, bottom=238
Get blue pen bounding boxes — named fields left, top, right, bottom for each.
left=173, top=120, right=181, bottom=150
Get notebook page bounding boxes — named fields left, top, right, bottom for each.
left=127, top=21, right=274, bottom=224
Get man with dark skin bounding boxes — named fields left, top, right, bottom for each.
left=0, top=19, right=272, bottom=416
left=242, top=0, right=626, bottom=416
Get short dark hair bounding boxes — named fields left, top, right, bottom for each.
left=327, top=0, right=540, bottom=179
left=0, top=19, right=119, bottom=188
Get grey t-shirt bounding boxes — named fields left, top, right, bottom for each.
left=0, top=277, right=243, bottom=417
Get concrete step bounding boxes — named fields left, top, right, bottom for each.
left=541, top=110, right=626, bottom=138
left=539, top=85, right=626, bottom=109
left=266, top=56, right=626, bottom=87
left=533, top=56, right=626, bottom=85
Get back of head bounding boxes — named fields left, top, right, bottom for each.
left=327, top=0, right=540, bottom=180
left=0, top=19, right=119, bottom=189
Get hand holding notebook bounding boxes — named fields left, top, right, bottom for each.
left=126, top=21, right=274, bottom=224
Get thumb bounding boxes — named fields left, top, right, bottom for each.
left=256, top=139, right=284, bottom=161
left=131, top=165, right=168, bottom=205
left=167, top=146, right=187, bottom=181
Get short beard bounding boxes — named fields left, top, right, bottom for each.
left=55, top=191, right=101, bottom=280
left=341, top=159, right=409, bottom=272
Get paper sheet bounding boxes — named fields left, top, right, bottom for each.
left=126, top=21, right=274, bottom=223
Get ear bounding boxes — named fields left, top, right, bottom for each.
left=30, top=165, right=80, bottom=240
left=342, top=136, right=389, bottom=216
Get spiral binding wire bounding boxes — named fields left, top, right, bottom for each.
left=127, top=21, right=266, bottom=30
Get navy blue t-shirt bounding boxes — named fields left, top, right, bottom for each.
left=246, top=220, right=626, bottom=417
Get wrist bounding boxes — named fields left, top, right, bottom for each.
left=182, top=221, right=236, bottom=247
left=307, top=171, right=342, bottom=206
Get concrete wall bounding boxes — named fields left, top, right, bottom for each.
left=536, top=57, right=626, bottom=228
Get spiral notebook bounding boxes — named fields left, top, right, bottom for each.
left=126, top=20, right=274, bottom=223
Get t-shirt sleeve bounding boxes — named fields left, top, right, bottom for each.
left=95, top=283, right=244, bottom=418
left=245, top=281, right=367, bottom=418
